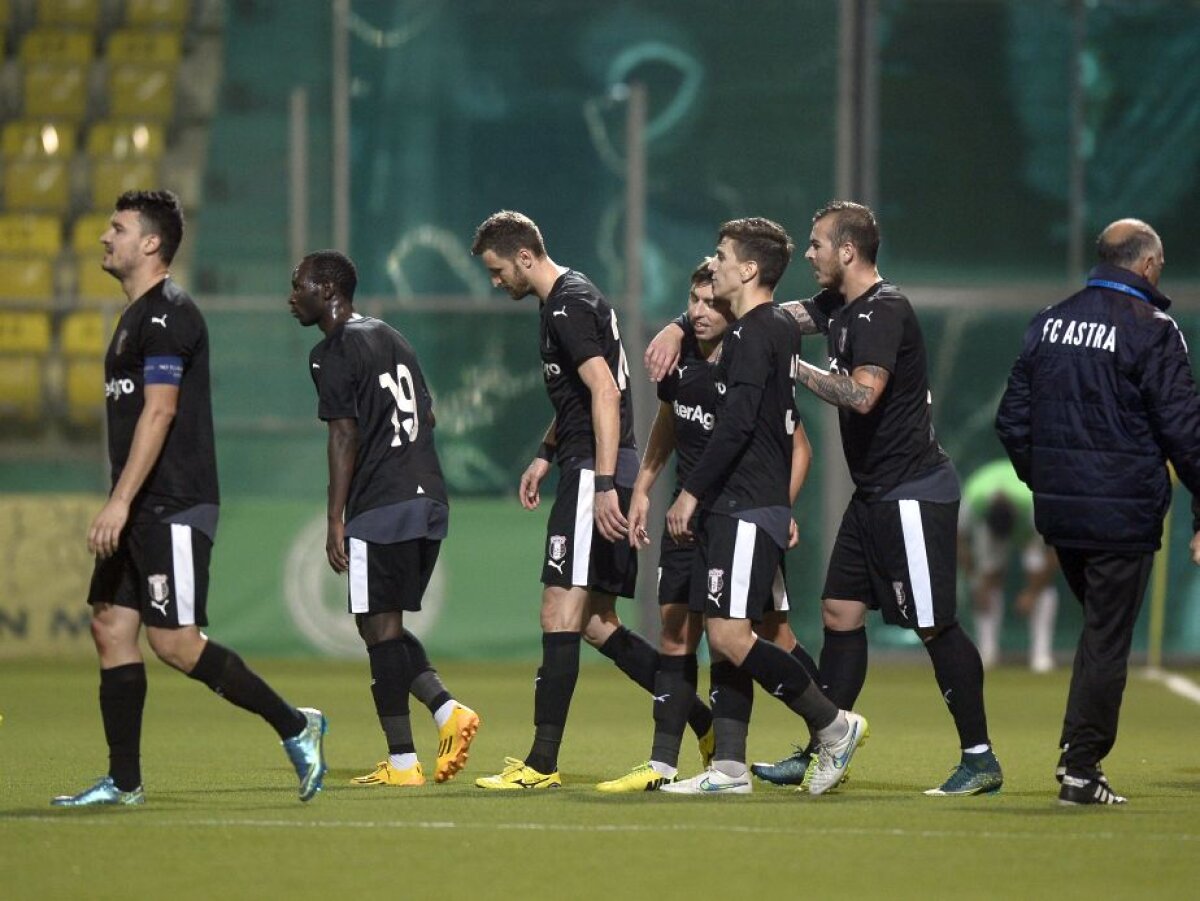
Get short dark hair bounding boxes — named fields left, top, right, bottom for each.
left=116, top=189, right=184, bottom=264
left=1097, top=221, right=1161, bottom=269
left=471, top=210, right=546, bottom=258
left=813, top=200, right=880, bottom=264
left=302, top=250, right=357, bottom=300
left=689, top=257, right=713, bottom=289
left=718, top=218, right=794, bottom=289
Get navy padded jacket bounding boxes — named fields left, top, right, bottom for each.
left=995, top=264, right=1200, bottom=552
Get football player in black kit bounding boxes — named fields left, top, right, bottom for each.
left=659, top=218, right=867, bottom=796
left=471, top=210, right=709, bottom=789
left=53, top=191, right=328, bottom=807
left=783, top=201, right=1001, bottom=795
left=598, top=260, right=821, bottom=792
left=290, top=250, right=480, bottom=788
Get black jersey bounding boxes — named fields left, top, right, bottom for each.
left=105, top=278, right=218, bottom=526
left=656, top=333, right=718, bottom=490
left=683, top=303, right=803, bottom=547
left=310, top=316, right=448, bottom=541
left=822, top=281, right=948, bottom=495
left=539, top=269, right=636, bottom=465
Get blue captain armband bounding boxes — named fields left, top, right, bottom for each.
left=144, top=356, right=184, bottom=386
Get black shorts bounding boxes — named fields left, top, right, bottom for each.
left=347, top=537, right=441, bottom=614
left=657, top=536, right=695, bottom=606
left=823, top=495, right=958, bottom=629
left=688, top=513, right=788, bottom=622
left=542, top=465, right=637, bottom=598
left=87, top=521, right=211, bottom=628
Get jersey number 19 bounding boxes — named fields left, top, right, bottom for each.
left=379, top=364, right=418, bottom=446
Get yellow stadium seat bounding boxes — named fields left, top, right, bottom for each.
left=23, top=63, right=89, bottom=120
left=60, top=309, right=115, bottom=355
left=71, top=212, right=113, bottom=254
left=36, top=0, right=101, bottom=28
left=0, top=215, right=62, bottom=256
left=90, top=158, right=159, bottom=210
left=0, top=0, right=11, bottom=26
left=0, top=356, right=46, bottom=421
left=86, top=120, right=165, bottom=159
left=3, top=159, right=70, bottom=212
left=107, top=64, right=176, bottom=119
left=19, top=28, right=95, bottom=64
left=76, top=258, right=125, bottom=304
left=0, top=311, right=52, bottom=352
left=126, top=0, right=189, bottom=29
left=0, top=258, right=55, bottom=302
left=107, top=29, right=182, bottom=65
left=65, top=357, right=104, bottom=424
left=2, top=121, right=77, bottom=159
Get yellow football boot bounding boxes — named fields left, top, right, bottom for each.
left=351, top=760, right=425, bottom=787
left=596, top=762, right=676, bottom=793
left=474, top=757, right=561, bottom=790
left=434, top=704, right=481, bottom=783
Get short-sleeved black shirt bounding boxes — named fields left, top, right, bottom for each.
left=684, top=303, right=803, bottom=546
left=540, top=270, right=636, bottom=465
left=823, top=281, right=948, bottom=495
left=105, top=278, right=218, bottom=528
left=655, top=333, right=718, bottom=491
left=309, top=316, right=448, bottom=541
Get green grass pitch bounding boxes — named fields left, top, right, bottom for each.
left=2, top=658, right=1197, bottom=899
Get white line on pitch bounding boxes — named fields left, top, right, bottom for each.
left=1144, top=668, right=1200, bottom=705
left=2, top=816, right=1197, bottom=843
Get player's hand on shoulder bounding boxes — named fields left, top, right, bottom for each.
left=1191, top=531, right=1200, bottom=566
left=644, top=322, right=684, bottom=383
left=787, top=517, right=799, bottom=549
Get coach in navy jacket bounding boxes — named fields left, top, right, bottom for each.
left=996, top=218, right=1200, bottom=806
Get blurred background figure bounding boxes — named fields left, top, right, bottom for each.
left=958, top=459, right=1058, bottom=673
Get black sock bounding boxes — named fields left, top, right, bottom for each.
left=684, top=653, right=713, bottom=739
left=367, top=638, right=416, bottom=755
left=924, top=623, right=990, bottom=749
left=526, top=632, right=581, bottom=773
left=100, top=663, right=147, bottom=792
left=403, top=630, right=454, bottom=714
left=710, top=661, right=753, bottom=764
left=741, top=638, right=838, bottom=732
left=820, top=626, right=868, bottom=709
left=596, top=625, right=659, bottom=693
left=651, top=654, right=694, bottom=768
left=790, top=641, right=822, bottom=684
left=188, top=641, right=305, bottom=740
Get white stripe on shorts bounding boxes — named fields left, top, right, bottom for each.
left=572, top=469, right=595, bottom=586
left=349, top=537, right=369, bottom=614
left=729, top=519, right=757, bottom=619
left=898, top=499, right=935, bottom=627
left=170, top=523, right=196, bottom=626
left=771, top=566, right=789, bottom=612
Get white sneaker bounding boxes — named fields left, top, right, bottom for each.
left=659, top=767, right=752, bottom=795
left=803, top=711, right=869, bottom=796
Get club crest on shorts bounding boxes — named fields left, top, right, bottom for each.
left=148, top=574, right=171, bottom=614
left=892, top=580, right=909, bottom=620
left=546, top=535, right=568, bottom=574
left=707, top=568, right=725, bottom=607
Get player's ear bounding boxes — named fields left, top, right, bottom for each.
left=142, top=231, right=162, bottom=257
left=741, top=259, right=758, bottom=284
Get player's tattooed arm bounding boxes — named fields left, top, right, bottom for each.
left=794, top=360, right=890, bottom=415
left=779, top=301, right=822, bottom=335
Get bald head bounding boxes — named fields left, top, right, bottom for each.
left=1097, top=219, right=1164, bottom=285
